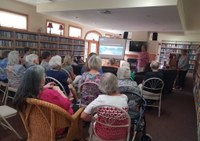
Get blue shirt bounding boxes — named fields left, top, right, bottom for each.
left=46, top=69, right=70, bottom=95
left=0, top=58, right=8, bottom=80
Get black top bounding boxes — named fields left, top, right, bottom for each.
left=144, top=71, right=163, bottom=81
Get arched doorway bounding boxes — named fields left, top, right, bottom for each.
left=84, top=31, right=102, bottom=59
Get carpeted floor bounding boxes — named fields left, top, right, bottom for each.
left=0, top=73, right=197, bottom=141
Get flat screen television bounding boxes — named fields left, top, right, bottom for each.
left=98, top=37, right=126, bottom=60
left=129, top=41, right=147, bottom=52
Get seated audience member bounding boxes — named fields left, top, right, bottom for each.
left=117, top=66, right=140, bottom=95
left=106, top=57, right=119, bottom=68
left=121, top=61, right=130, bottom=68
left=22, top=47, right=31, bottom=64
left=40, top=51, right=51, bottom=71
left=75, top=56, right=84, bottom=64
left=13, top=65, right=73, bottom=115
left=80, top=55, right=102, bottom=84
left=24, top=54, right=39, bottom=68
left=81, top=52, right=103, bottom=74
left=138, top=61, right=163, bottom=91
left=62, top=54, right=76, bottom=80
left=79, top=55, right=102, bottom=104
left=6, top=51, right=26, bottom=89
left=46, top=55, right=70, bottom=96
left=0, top=50, right=9, bottom=82
left=144, top=61, right=163, bottom=81
left=81, top=73, right=128, bottom=121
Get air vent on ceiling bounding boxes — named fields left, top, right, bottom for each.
left=97, top=10, right=111, bottom=15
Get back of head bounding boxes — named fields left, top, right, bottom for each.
left=88, top=55, right=102, bottom=71
left=150, top=61, right=160, bottom=71
left=49, top=55, right=62, bottom=69
left=117, top=66, right=131, bottom=79
left=109, top=58, right=116, bottom=65
left=63, top=55, right=72, bottom=66
left=8, top=51, right=19, bottom=65
left=121, top=61, right=130, bottom=68
left=99, top=72, right=118, bottom=94
left=41, top=51, right=51, bottom=60
left=26, top=54, right=39, bottom=65
left=13, top=65, right=45, bottom=110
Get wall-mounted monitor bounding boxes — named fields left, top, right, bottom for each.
left=129, top=41, right=147, bottom=52
left=98, top=37, right=126, bottom=60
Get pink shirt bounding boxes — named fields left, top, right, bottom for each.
left=38, top=88, right=74, bottom=115
left=137, top=51, right=149, bottom=67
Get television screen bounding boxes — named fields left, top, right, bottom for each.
left=129, top=41, right=146, bottom=52
left=98, top=37, right=126, bottom=60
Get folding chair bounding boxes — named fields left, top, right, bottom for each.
left=141, top=77, right=164, bottom=117
left=0, top=105, right=22, bottom=139
left=45, top=76, right=67, bottom=95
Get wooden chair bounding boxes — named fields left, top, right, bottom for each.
left=19, top=98, right=84, bottom=141
left=141, top=77, right=164, bottom=117
left=89, top=105, right=131, bottom=141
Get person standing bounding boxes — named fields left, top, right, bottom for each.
left=176, top=49, right=189, bottom=90
left=137, top=44, right=149, bottom=72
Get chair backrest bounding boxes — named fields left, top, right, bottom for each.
left=119, top=91, right=146, bottom=120
left=79, top=82, right=100, bottom=106
left=61, top=68, right=71, bottom=79
left=142, top=77, right=164, bottom=100
left=19, top=98, right=84, bottom=141
left=142, top=77, right=164, bottom=92
left=45, top=76, right=67, bottom=95
left=90, top=105, right=131, bottom=141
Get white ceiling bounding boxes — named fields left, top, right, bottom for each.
left=16, top=0, right=200, bottom=34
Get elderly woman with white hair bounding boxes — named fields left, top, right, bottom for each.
left=143, top=61, right=163, bottom=81
left=24, top=53, right=39, bottom=68
left=81, top=72, right=128, bottom=119
left=46, top=55, right=78, bottom=101
left=81, top=73, right=128, bottom=140
left=6, top=51, right=26, bottom=89
left=46, top=55, right=70, bottom=95
left=117, top=66, right=140, bottom=95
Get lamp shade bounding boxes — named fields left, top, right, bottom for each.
left=47, top=22, right=53, bottom=28
left=59, top=25, right=64, bottom=30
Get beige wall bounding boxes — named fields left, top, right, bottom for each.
left=0, top=0, right=112, bottom=38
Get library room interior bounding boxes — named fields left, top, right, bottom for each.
left=0, top=0, right=200, bottom=141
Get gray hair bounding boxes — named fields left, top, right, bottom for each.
left=99, top=73, right=118, bottom=94
left=117, top=66, right=131, bottom=79
left=49, top=55, right=62, bottom=69
left=121, top=61, right=130, bottom=68
left=13, top=65, right=45, bottom=110
left=88, top=55, right=102, bottom=70
left=25, top=54, right=38, bottom=64
left=8, top=51, right=20, bottom=65
left=150, top=61, right=160, bottom=70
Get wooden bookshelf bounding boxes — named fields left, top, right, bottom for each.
left=159, top=41, right=200, bottom=73
left=0, top=27, right=85, bottom=58
left=193, top=48, right=200, bottom=140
